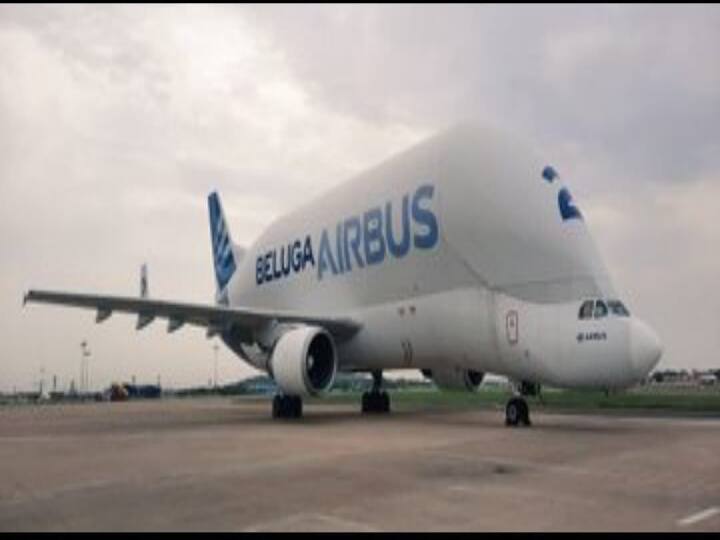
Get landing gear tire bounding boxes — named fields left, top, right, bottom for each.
left=361, top=391, right=390, bottom=414
left=361, top=370, right=390, bottom=414
left=272, top=394, right=302, bottom=419
left=505, top=397, right=531, bottom=427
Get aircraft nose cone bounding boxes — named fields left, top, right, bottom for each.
left=630, top=319, right=663, bottom=380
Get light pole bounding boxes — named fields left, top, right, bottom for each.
left=85, top=348, right=91, bottom=392
left=80, top=341, right=91, bottom=393
left=80, top=341, right=86, bottom=393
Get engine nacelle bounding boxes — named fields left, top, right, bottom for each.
left=422, top=367, right=484, bottom=392
left=270, top=326, right=338, bottom=397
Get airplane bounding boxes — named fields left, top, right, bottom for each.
left=23, top=124, right=663, bottom=426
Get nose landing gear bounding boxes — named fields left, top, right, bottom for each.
left=505, top=380, right=537, bottom=427
left=505, top=396, right=531, bottom=427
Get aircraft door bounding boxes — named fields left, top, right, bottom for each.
left=494, top=295, right=537, bottom=380
left=506, top=310, right=519, bottom=345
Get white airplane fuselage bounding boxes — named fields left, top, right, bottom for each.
left=221, top=125, right=662, bottom=390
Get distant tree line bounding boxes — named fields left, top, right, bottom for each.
left=174, top=373, right=433, bottom=397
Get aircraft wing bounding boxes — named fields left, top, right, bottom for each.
left=23, top=290, right=362, bottom=341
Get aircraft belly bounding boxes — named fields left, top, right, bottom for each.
left=337, top=287, right=497, bottom=373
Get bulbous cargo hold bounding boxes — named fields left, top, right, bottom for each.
left=230, top=123, right=616, bottom=315
left=432, top=124, right=616, bottom=305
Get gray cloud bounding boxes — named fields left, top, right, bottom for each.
left=248, top=4, right=720, bottom=185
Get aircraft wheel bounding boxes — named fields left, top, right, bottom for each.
left=361, top=391, right=390, bottom=414
left=272, top=395, right=282, bottom=418
left=505, top=397, right=530, bottom=427
left=272, top=394, right=303, bottom=419
left=520, top=399, right=531, bottom=426
left=291, top=395, right=303, bottom=418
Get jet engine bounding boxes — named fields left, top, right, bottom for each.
left=270, top=326, right=338, bottom=397
left=422, top=367, right=484, bottom=392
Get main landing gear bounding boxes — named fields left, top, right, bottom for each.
left=505, top=380, right=537, bottom=427
left=361, top=370, right=390, bottom=414
left=272, top=394, right=302, bottom=419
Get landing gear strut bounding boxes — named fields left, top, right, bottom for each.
left=272, top=394, right=302, bottom=419
left=361, top=370, right=390, bottom=414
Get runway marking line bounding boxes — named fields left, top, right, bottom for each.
left=448, top=485, right=476, bottom=494
left=677, top=507, right=720, bottom=527
left=242, top=512, right=378, bottom=532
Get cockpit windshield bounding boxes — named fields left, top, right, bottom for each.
left=593, top=300, right=608, bottom=318
left=607, top=300, right=630, bottom=317
left=579, top=299, right=630, bottom=319
left=579, top=300, right=594, bottom=319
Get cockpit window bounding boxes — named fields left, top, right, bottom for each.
left=593, top=300, right=608, bottom=319
left=580, top=298, right=630, bottom=320
left=579, top=300, right=594, bottom=319
left=607, top=300, right=630, bottom=317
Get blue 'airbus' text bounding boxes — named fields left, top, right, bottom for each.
left=255, top=183, right=439, bottom=286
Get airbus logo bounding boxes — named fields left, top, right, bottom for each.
left=542, top=165, right=583, bottom=222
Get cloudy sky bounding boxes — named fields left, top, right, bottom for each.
left=1, top=4, right=718, bottom=392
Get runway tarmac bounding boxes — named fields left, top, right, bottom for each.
left=0, top=396, right=718, bottom=531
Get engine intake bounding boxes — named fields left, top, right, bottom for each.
left=270, top=326, right=337, bottom=397
left=422, top=367, right=484, bottom=392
